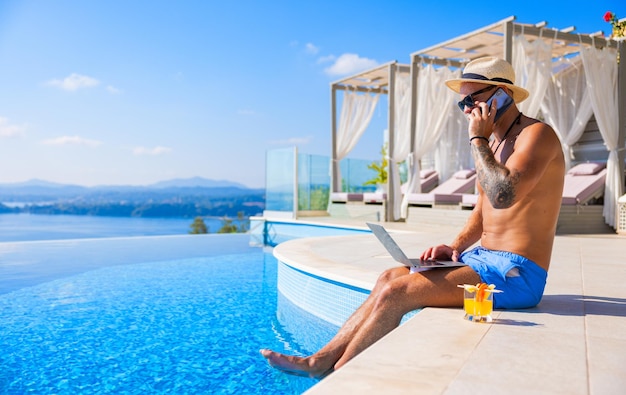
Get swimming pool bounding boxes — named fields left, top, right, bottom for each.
left=0, top=233, right=343, bottom=394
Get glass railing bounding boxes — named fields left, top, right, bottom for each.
left=297, top=153, right=330, bottom=211
left=265, top=148, right=296, bottom=213
left=266, top=148, right=391, bottom=216
left=339, top=158, right=378, bottom=193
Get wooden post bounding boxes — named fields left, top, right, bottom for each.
left=503, top=19, right=514, bottom=63
left=386, top=63, right=396, bottom=222
left=330, top=84, right=338, bottom=193
left=617, top=39, right=626, bottom=228
left=408, top=56, right=420, bottom=195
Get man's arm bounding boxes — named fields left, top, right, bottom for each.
left=450, top=194, right=483, bottom=253
left=420, top=195, right=483, bottom=261
left=471, top=142, right=517, bottom=209
left=471, top=122, right=561, bottom=209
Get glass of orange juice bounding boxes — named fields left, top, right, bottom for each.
left=460, top=283, right=498, bottom=322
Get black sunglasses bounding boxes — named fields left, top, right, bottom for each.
left=457, top=85, right=497, bottom=111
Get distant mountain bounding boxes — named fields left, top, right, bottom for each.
left=148, top=177, right=248, bottom=189
left=0, top=179, right=88, bottom=198
left=0, top=177, right=253, bottom=191
left=2, top=179, right=86, bottom=189
left=0, top=177, right=266, bottom=218
left=0, top=177, right=263, bottom=203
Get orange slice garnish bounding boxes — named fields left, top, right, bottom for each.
left=476, top=283, right=488, bottom=302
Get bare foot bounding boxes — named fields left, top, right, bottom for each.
left=259, top=349, right=333, bottom=379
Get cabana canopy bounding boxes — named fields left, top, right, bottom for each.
left=330, top=15, right=625, bottom=227
left=411, top=16, right=607, bottom=66
left=330, top=61, right=410, bottom=221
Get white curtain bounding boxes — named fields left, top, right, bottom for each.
left=541, top=57, right=593, bottom=170
left=334, top=90, right=380, bottom=190
left=401, top=65, right=460, bottom=218
left=389, top=71, right=411, bottom=220
left=580, top=45, right=622, bottom=227
left=424, top=106, right=472, bottom=181
left=512, top=35, right=552, bottom=118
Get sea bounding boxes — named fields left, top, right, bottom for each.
left=0, top=213, right=246, bottom=242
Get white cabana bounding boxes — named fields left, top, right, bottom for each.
left=330, top=62, right=411, bottom=221
left=330, top=16, right=625, bottom=228
left=400, top=65, right=461, bottom=218
left=408, top=16, right=625, bottom=227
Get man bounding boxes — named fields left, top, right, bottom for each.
left=260, top=56, right=565, bottom=378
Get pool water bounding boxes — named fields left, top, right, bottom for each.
left=0, top=236, right=335, bottom=394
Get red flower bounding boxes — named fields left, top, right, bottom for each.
left=604, top=11, right=625, bottom=38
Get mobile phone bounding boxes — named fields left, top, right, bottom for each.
left=486, top=88, right=513, bottom=121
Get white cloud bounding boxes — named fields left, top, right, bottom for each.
left=317, top=54, right=335, bottom=64
left=0, top=117, right=26, bottom=138
left=41, top=135, right=102, bottom=147
left=305, top=43, right=319, bottom=55
left=324, top=53, right=378, bottom=76
left=106, top=85, right=122, bottom=94
left=46, top=73, right=100, bottom=91
left=133, top=146, right=172, bottom=156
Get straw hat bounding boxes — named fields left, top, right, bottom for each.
left=445, top=56, right=529, bottom=103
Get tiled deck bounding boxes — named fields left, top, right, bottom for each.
left=272, top=217, right=626, bottom=394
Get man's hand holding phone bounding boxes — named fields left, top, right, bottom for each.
left=486, top=88, right=513, bottom=122
left=468, top=87, right=513, bottom=141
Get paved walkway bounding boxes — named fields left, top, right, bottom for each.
left=272, top=217, right=626, bottom=395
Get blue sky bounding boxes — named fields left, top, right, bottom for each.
left=0, top=0, right=623, bottom=188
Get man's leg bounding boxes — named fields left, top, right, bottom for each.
left=260, top=266, right=411, bottom=377
left=334, top=266, right=480, bottom=369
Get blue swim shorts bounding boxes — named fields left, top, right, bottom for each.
left=460, top=246, right=547, bottom=309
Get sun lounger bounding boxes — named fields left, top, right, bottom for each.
left=460, top=193, right=479, bottom=208
left=406, top=169, right=477, bottom=206
left=444, top=162, right=606, bottom=210
left=362, top=169, right=439, bottom=204
left=561, top=162, right=607, bottom=205
left=330, top=192, right=365, bottom=203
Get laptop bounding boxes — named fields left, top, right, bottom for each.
left=366, top=222, right=466, bottom=270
